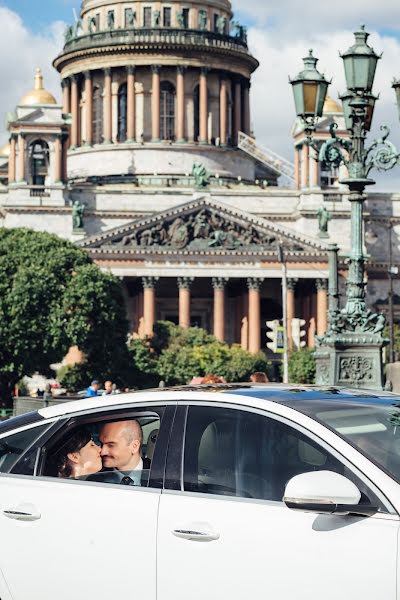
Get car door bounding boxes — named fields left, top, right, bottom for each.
left=157, top=403, right=399, bottom=600
left=0, top=403, right=175, bottom=600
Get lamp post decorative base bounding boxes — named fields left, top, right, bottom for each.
left=315, top=334, right=386, bottom=390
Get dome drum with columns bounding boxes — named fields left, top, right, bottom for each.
left=54, top=0, right=261, bottom=183
left=0, top=1, right=398, bottom=363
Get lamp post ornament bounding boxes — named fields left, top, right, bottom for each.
left=290, top=25, right=400, bottom=390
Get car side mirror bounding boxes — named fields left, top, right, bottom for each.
left=283, top=470, right=377, bottom=517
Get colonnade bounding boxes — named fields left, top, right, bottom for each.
left=62, top=66, right=251, bottom=147
left=138, top=276, right=328, bottom=353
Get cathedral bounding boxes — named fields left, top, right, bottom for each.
left=0, top=0, right=398, bottom=355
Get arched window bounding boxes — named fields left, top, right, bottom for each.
left=160, top=81, right=176, bottom=141
left=118, top=83, right=128, bottom=142
left=92, top=85, right=103, bottom=144
left=28, top=140, right=49, bottom=185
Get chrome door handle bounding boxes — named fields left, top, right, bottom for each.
left=173, top=529, right=220, bottom=542
left=3, top=503, right=41, bottom=521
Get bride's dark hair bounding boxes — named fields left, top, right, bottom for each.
left=56, top=428, right=92, bottom=478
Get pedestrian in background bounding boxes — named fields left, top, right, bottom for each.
left=85, top=380, right=100, bottom=398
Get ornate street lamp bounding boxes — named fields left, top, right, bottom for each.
left=289, top=49, right=330, bottom=127
left=290, top=25, right=400, bottom=390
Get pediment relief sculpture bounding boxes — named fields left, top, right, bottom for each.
left=119, top=208, right=305, bottom=252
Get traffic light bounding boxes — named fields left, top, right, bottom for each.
left=291, top=318, right=306, bottom=350
left=266, top=320, right=286, bottom=353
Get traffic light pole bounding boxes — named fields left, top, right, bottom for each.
left=281, top=259, right=289, bottom=384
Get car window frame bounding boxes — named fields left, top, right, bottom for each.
left=164, top=401, right=395, bottom=515
left=0, top=419, right=64, bottom=476
left=34, top=403, right=176, bottom=490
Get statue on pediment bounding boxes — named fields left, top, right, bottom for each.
left=192, top=163, right=210, bottom=188
left=317, top=206, right=331, bottom=238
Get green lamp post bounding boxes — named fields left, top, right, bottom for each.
left=290, top=25, right=400, bottom=390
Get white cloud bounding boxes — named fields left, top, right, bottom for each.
left=0, top=7, right=64, bottom=145
left=232, top=0, right=400, bottom=37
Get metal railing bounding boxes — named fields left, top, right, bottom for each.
left=238, top=131, right=295, bottom=184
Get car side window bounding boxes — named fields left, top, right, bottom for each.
left=42, top=412, right=163, bottom=487
left=0, top=424, right=49, bottom=474
left=183, top=406, right=379, bottom=505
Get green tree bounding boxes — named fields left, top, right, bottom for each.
left=288, top=349, right=316, bottom=384
left=131, top=321, right=271, bottom=386
left=0, top=229, right=129, bottom=405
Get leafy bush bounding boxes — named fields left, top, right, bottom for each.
left=288, top=349, right=316, bottom=384
left=128, top=321, right=271, bottom=386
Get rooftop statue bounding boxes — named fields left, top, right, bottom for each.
left=198, top=10, right=208, bottom=31
left=153, top=10, right=161, bottom=27
left=231, top=21, right=247, bottom=43
left=87, top=16, right=97, bottom=34
left=72, top=200, right=85, bottom=231
left=216, top=16, right=227, bottom=35
left=64, top=18, right=82, bottom=43
left=192, top=163, right=210, bottom=188
left=125, top=8, right=136, bottom=28
left=176, top=10, right=185, bottom=28
left=107, top=10, right=115, bottom=30
left=317, top=206, right=331, bottom=238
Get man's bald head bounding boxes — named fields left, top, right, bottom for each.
left=99, top=420, right=143, bottom=471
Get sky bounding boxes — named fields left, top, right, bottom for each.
left=1, top=0, right=400, bottom=191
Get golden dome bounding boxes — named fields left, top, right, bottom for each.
left=19, top=68, right=57, bottom=106
left=323, top=95, right=343, bottom=114
left=0, top=142, right=10, bottom=158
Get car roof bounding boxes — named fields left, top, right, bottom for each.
left=35, top=383, right=400, bottom=420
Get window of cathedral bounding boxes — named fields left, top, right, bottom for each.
left=143, top=7, right=152, bottom=28
left=213, top=14, right=219, bottom=32
left=92, top=85, right=103, bottom=144
left=163, top=7, right=172, bottom=27
left=118, top=83, right=128, bottom=143
left=28, top=140, right=49, bottom=186
left=160, top=81, right=176, bottom=141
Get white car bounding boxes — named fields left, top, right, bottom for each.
left=0, top=384, right=399, bottom=600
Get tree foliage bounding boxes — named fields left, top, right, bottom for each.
left=288, top=349, right=316, bottom=384
left=0, top=229, right=129, bottom=405
left=128, top=321, right=270, bottom=386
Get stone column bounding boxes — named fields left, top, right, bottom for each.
left=84, top=71, right=93, bottom=146
left=243, top=81, right=251, bottom=135
left=219, top=77, right=227, bottom=146
left=62, top=79, right=71, bottom=114
left=178, top=277, right=194, bottom=329
left=212, top=277, right=228, bottom=342
left=234, top=79, right=242, bottom=145
left=103, top=68, right=112, bottom=144
left=18, top=134, right=25, bottom=183
left=151, top=65, right=161, bottom=142
left=316, top=279, right=328, bottom=336
left=8, top=135, right=16, bottom=184
left=127, top=66, right=136, bottom=143
left=71, top=75, right=79, bottom=148
left=54, top=135, right=63, bottom=183
left=142, top=276, right=159, bottom=337
left=294, top=147, right=300, bottom=190
left=199, top=67, right=208, bottom=144
left=247, top=278, right=264, bottom=354
left=301, top=143, right=309, bottom=188
left=176, top=66, right=186, bottom=143
left=287, top=278, right=298, bottom=352
left=310, top=151, right=319, bottom=187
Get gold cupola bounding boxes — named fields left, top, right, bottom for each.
left=323, top=95, right=343, bottom=114
left=19, top=68, right=57, bottom=106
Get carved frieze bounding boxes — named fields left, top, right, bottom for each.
left=120, top=207, right=305, bottom=253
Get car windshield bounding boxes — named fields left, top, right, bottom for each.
left=286, top=396, right=400, bottom=484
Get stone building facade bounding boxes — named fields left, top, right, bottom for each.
left=0, top=0, right=399, bottom=356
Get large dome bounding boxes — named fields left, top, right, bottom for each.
left=19, top=68, right=57, bottom=107
left=81, top=0, right=232, bottom=11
